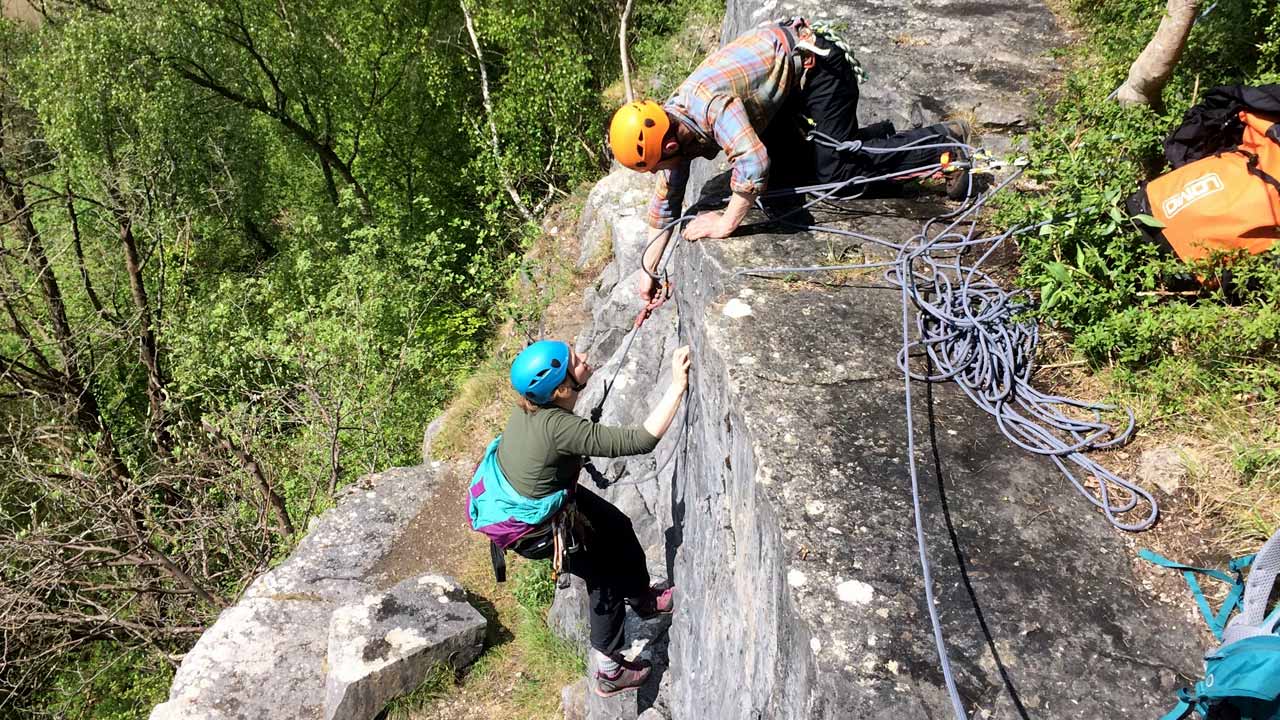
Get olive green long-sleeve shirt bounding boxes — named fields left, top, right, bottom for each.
left=496, top=405, right=659, bottom=499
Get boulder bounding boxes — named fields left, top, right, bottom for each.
left=151, top=466, right=488, bottom=720
left=323, top=575, right=485, bottom=720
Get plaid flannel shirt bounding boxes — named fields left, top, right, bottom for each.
left=646, top=24, right=801, bottom=229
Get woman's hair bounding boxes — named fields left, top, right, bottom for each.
left=516, top=377, right=567, bottom=413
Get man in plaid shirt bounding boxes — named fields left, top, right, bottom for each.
left=609, top=19, right=968, bottom=301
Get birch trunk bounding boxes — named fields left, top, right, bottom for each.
left=1114, top=0, right=1199, bottom=110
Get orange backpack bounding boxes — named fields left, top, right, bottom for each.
left=1128, top=110, right=1280, bottom=264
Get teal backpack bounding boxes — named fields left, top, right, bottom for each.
left=1142, top=529, right=1280, bottom=720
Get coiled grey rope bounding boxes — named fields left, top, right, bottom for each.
left=728, top=133, right=1154, bottom=720
left=736, top=141, right=1157, bottom=532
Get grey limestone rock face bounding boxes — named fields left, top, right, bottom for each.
left=721, top=0, right=1064, bottom=146
left=552, top=0, right=1203, bottom=717
left=151, top=465, right=487, bottom=720
left=323, top=575, right=485, bottom=720
left=576, top=166, right=657, bottom=281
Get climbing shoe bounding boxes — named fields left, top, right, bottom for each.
left=595, top=657, right=651, bottom=697
left=942, top=118, right=973, bottom=146
left=630, top=584, right=675, bottom=619
left=940, top=119, right=978, bottom=200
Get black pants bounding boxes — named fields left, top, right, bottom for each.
left=760, top=32, right=954, bottom=190
left=509, top=487, right=650, bottom=656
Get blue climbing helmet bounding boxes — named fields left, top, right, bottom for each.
left=510, top=340, right=571, bottom=405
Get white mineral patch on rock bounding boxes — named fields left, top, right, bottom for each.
left=386, top=627, right=427, bottom=651
left=811, top=637, right=822, bottom=654
left=788, top=569, right=808, bottom=587
left=723, top=298, right=753, bottom=318
left=804, top=499, right=827, bottom=517
left=837, top=579, right=875, bottom=606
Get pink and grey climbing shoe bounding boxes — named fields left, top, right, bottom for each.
left=630, top=585, right=675, bottom=619
left=594, top=657, right=652, bottom=697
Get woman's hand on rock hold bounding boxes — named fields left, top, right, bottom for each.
left=671, top=346, right=691, bottom=390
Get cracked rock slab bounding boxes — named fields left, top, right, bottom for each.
left=151, top=465, right=480, bottom=720
left=323, top=575, right=485, bottom=720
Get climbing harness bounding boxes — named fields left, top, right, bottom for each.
left=1145, top=528, right=1280, bottom=720
left=551, top=505, right=585, bottom=589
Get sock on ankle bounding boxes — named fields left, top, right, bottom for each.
left=595, top=650, right=620, bottom=676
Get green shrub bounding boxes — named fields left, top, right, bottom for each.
left=511, top=559, right=557, bottom=613
left=992, top=0, right=1280, bottom=405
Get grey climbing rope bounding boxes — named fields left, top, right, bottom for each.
left=724, top=130, right=1154, bottom=719
left=735, top=141, right=1157, bottom=531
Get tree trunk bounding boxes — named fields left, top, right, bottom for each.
left=619, top=0, right=635, bottom=103
left=459, top=0, right=536, bottom=224
left=1114, top=0, right=1199, bottom=110
left=202, top=418, right=295, bottom=537
left=116, top=209, right=174, bottom=454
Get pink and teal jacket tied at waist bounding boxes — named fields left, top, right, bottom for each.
left=468, top=437, right=566, bottom=548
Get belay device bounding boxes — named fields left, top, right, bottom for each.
left=1127, top=84, right=1280, bottom=267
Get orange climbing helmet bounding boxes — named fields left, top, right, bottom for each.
left=609, top=100, right=670, bottom=171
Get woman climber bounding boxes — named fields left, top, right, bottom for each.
left=467, top=339, right=691, bottom=696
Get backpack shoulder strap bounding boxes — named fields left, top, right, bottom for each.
left=1159, top=687, right=1203, bottom=720
left=489, top=539, right=507, bottom=583
left=1223, top=528, right=1280, bottom=644
left=1139, top=548, right=1251, bottom=640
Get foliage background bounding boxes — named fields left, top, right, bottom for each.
left=0, top=0, right=718, bottom=717
left=0, top=0, right=620, bottom=715
left=995, top=0, right=1280, bottom=409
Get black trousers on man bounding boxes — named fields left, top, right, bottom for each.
left=509, top=486, right=650, bottom=656
left=761, top=32, right=955, bottom=191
